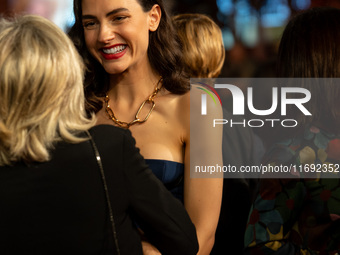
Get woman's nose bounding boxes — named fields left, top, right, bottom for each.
left=98, top=23, right=115, bottom=43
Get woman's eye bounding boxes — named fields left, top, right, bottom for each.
left=113, top=16, right=127, bottom=22
left=83, top=21, right=97, bottom=29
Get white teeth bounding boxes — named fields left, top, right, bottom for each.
left=102, top=45, right=126, bottom=54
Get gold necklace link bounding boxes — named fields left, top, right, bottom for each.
left=104, top=77, right=163, bottom=129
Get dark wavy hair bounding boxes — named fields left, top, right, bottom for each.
left=68, top=0, right=189, bottom=113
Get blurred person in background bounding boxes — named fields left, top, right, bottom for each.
left=245, top=7, right=340, bottom=254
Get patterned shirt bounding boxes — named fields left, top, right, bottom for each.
left=245, top=126, right=340, bottom=255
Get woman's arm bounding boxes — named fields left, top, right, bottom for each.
left=183, top=165, right=223, bottom=255
left=183, top=85, right=224, bottom=254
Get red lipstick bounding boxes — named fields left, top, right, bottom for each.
left=100, top=44, right=127, bottom=60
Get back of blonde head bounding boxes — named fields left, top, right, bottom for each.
left=173, top=13, right=225, bottom=78
left=0, top=15, right=95, bottom=166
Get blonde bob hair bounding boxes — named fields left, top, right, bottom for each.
left=172, top=13, right=225, bottom=78
left=0, top=15, right=95, bottom=166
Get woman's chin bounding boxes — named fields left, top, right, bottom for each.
left=104, top=65, right=128, bottom=75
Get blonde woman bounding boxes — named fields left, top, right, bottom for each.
left=0, top=15, right=198, bottom=254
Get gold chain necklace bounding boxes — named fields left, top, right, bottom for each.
left=104, top=77, right=163, bottom=129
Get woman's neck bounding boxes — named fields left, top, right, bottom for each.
left=108, top=68, right=161, bottom=105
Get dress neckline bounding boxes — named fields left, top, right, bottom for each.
left=144, top=159, right=184, bottom=165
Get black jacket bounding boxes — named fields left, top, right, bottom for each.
left=0, top=125, right=198, bottom=255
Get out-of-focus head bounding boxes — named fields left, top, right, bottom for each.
left=173, top=13, right=225, bottom=78
left=0, top=15, right=94, bottom=166
left=277, top=7, right=340, bottom=78
left=276, top=7, right=340, bottom=136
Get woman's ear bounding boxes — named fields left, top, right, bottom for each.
left=148, top=5, right=161, bottom=32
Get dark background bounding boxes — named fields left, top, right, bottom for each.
left=2, top=0, right=340, bottom=78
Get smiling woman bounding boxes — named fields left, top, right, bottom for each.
left=68, top=0, right=223, bottom=254
left=82, top=1, right=152, bottom=76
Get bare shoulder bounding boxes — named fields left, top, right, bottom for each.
left=175, top=91, right=190, bottom=112
left=153, top=90, right=190, bottom=141
left=190, top=84, right=223, bottom=118
left=171, top=91, right=190, bottom=127
left=158, top=85, right=223, bottom=123
left=156, top=89, right=190, bottom=116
